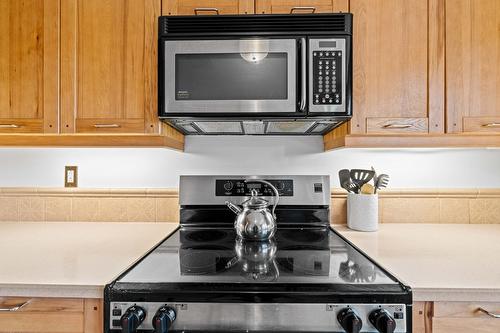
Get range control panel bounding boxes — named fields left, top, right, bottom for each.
left=309, top=38, right=346, bottom=113
left=215, top=179, right=293, bottom=196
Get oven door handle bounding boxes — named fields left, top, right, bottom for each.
left=299, top=38, right=307, bottom=112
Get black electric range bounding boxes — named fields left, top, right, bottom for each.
left=105, top=175, right=412, bottom=333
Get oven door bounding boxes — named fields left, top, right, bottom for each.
left=161, top=39, right=300, bottom=115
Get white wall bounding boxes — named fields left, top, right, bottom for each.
left=0, top=136, right=499, bottom=188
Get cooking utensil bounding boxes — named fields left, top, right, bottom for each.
left=374, top=174, right=390, bottom=193
left=371, top=166, right=378, bottom=186
left=339, top=169, right=352, bottom=192
left=361, top=183, right=374, bottom=194
left=349, top=169, right=375, bottom=190
left=226, top=179, right=279, bottom=241
left=342, top=180, right=359, bottom=193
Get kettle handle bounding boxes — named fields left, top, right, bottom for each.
left=244, top=179, right=280, bottom=218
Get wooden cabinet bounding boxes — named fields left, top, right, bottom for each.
left=163, top=0, right=254, bottom=15
left=446, top=0, right=500, bottom=134
left=433, top=302, right=500, bottom=333
left=0, top=297, right=102, bottom=333
left=0, top=0, right=59, bottom=133
left=60, top=0, right=161, bottom=134
left=349, top=0, right=444, bottom=135
left=255, top=0, right=348, bottom=14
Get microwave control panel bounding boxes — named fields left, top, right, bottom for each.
left=309, top=38, right=346, bottom=113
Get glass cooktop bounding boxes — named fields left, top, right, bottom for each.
left=117, top=227, right=397, bottom=285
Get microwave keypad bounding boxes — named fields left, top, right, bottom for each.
left=312, top=51, right=342, bottom=105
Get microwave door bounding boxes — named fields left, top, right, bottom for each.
left=163, top=39, right=297, bottom=114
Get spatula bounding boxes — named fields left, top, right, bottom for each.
left=349, top=169, right=375, bottom=190
left=338, top=169, right=353, bottom=192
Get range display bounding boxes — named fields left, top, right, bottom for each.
left=105, top=175, right=412, bottom=333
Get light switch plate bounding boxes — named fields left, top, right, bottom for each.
left=65, top=166, right=78, bottom=188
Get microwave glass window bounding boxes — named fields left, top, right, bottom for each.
left=175, top=53, right=288, bottom=100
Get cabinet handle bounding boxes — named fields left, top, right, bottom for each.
left=0, top=124, right=20, bottom=128
left=482, top=123, right=500, bottom=128
left=93, top=124, right=121, bottom=128
left=477, top=307, right=500, bottom=318
left=194, top=7, right=219, bottom=15
left=290, top=6, right=316, bottom=13
left=0, top=300, right=30, bottom=312
left=382, top=123, right=412, bottom=129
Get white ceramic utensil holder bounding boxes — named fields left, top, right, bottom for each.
left=347, top=193, right=378, bottom=232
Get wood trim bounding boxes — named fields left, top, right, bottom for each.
left=0, top=134, right=184, bottom=150
left=60, top=0, right=77, bottom=133
left=413, top=301, right=434, bottom=333
left=84, top=299, right=103, bottom=333
left=43, top=0, right=60, bottom=133
left=324, top=133, right=500, bottom=150
left=428, top=0, right=445, bottom=133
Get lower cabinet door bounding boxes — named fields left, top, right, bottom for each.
left=0, top=297, right=102, bottom=333
left=433, top=302, right=500, bottom=333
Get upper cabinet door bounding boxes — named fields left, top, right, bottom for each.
left=163, top=0, right=254, bottom=15
left=0, top=0, right=59, bottom=133
left=350, top=0, right=444, bottom=134
left=446, top=0, right=500, bottom=133
left=60, top=0, right=160, bottom=134
left=256, top=0, right=348, bottom=14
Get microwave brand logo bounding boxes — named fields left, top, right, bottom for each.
left=177, top=90, right=190, bottom=99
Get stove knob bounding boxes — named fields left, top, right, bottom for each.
left=337, top=308, right=362, bottom=333
left=120, top=305, right=146, bottom=333
left=153, top=306, right=176, bottom=333
left=369, top=309, right=396, bottom=333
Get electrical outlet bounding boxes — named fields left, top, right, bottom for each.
left=65, top=166, right=78, bottom=188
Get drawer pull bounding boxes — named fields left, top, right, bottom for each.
left=0, top=124, right=20, bottom=128
left=194, top=7, right=219, bottom=15
left=290, top=6, right=316, bottom=13
left=482, top=123, right=500, bottom=128
left=0, top=300, right=30, bottom=312
left=382, top=123, right=412, bottom=129
left=93, top=124, right=121, bottom=128
left=478, top=307, right=500, bottom=318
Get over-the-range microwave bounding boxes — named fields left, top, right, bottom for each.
left=158, top=13, right=352, bottom=135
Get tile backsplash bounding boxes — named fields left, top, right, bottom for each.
left=0, top=188, right=499, bottom=224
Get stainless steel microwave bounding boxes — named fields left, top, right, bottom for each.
left=159, top=14, right=352, bottom=135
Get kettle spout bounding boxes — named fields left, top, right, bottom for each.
left=225, top=201, right=242, bottom=215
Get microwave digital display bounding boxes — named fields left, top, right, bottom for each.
left=319, top=41, right=337, bottom=48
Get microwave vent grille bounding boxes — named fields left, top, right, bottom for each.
left=160, top=14, right=350, bottom=36
left=266, top=121, right=315, bottom=133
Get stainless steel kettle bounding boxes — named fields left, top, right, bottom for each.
left=225, top=179, right=280, bottom=241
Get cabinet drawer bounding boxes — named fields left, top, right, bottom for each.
left=76, top=119, right=145, bottom=133
left=0, top=119, right=43, bottom=133
left=433, top=302, right=500, bottom=333
left=463, top=117, right=500, bottom=133
left=366, top=117, right=428, bottom=134
left=0, top=298, right=84, bottom=333
left=164, top=0, right=253, bottom=15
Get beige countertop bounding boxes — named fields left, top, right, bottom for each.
left=0, top=222, right=178, bottom=298
left=334, top=223, right=500, bottom=302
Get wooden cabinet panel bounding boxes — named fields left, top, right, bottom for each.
left=433, top=302, right=500, bottom=333
left=446, top=0, right=500, bottom=133
left=163, top=0, right=254, bottom=15
left=0, top=0, right=59, bottom=133
left=0, top=297, right=102, bottom=333
left=366, top=118, right=429, bottom=134
left=256, top=0, right=348, bottom=14
left=350, top=0, right=443, bottom=135
left=61, top=0, right=160, bottom=134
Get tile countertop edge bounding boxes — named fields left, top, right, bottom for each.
left=0, top=284, right=104, bottom=299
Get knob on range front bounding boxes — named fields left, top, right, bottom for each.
left=153, top=306, right=176, bottom=333
left=369, top=309, right=396, bottom=333
left=120, top=305, right=146, bottom=333
left=337, top=308, right=362, bottom=333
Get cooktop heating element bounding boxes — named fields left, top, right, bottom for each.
left=105, top=175, right=412, bottom=333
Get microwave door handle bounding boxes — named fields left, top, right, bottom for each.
left=299, top=38, right=307, bottom=112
